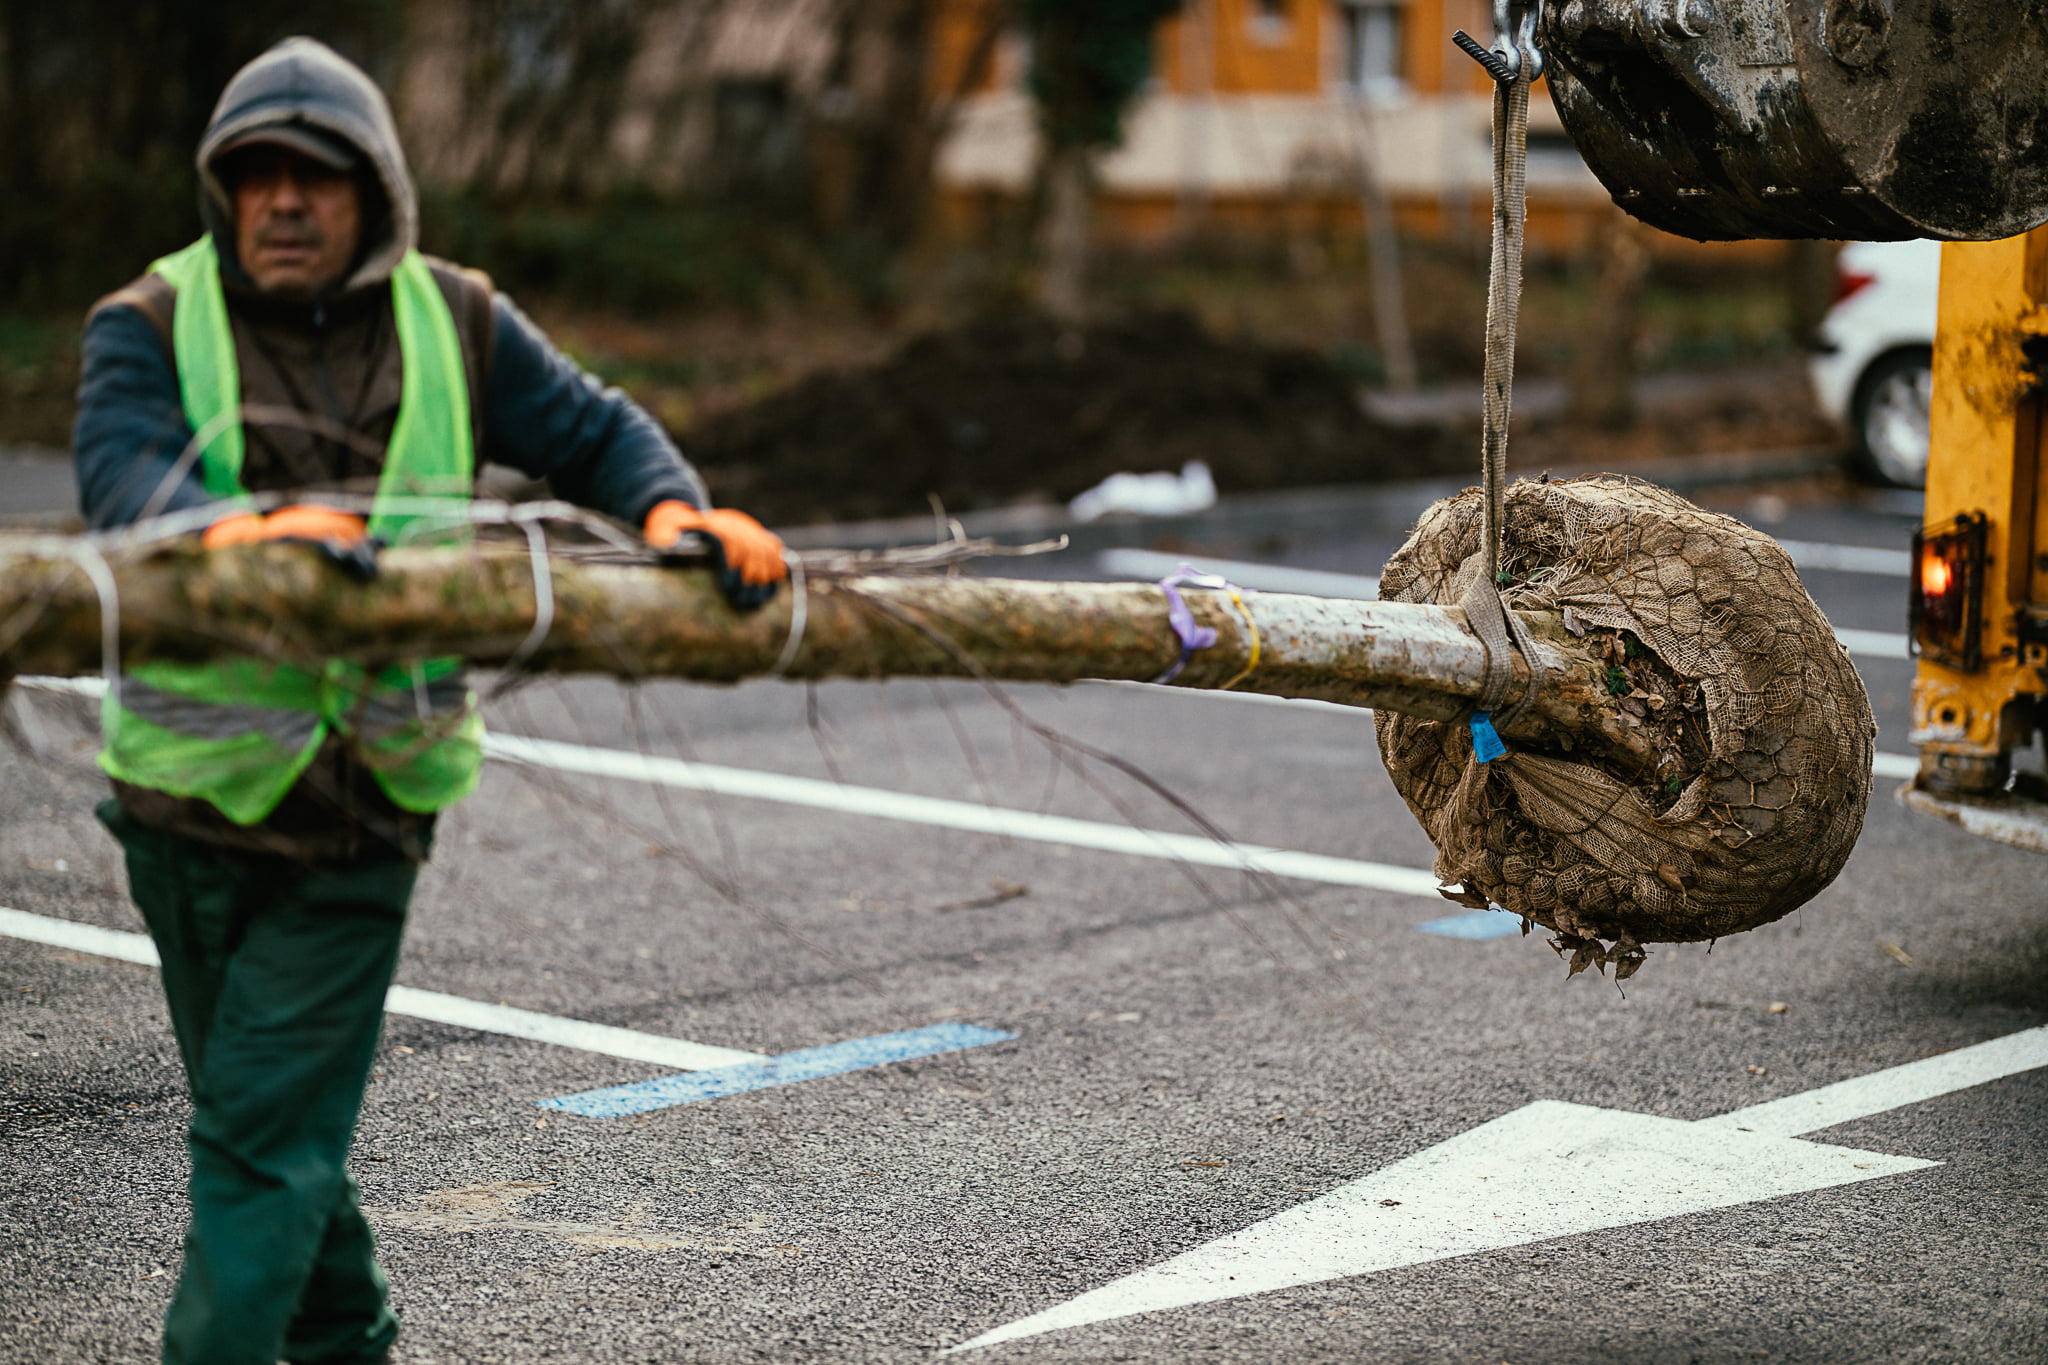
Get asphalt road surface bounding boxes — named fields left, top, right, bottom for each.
left=3, top=475, right=2044, bottom=1364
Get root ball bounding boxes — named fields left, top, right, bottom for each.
left=1374, top=478, right=1875, bottom=975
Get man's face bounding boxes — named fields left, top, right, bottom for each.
left=228, top=144, right=362, bottom=298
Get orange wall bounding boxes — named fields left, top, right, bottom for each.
left=928, top=0, right=1003, bottom=100
left=931, top=0, right=1554, bottom=100
left=1158, top=0, right=1515, bottom=99
left=1158, top=0, right=1326, bottom=96
left=931, top=0, right=1519, bottom=100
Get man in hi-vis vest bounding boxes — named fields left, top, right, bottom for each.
left=71, top=37, right=784, bottom=1365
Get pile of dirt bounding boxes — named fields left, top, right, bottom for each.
left=681, top=310, right=1462, bottom=526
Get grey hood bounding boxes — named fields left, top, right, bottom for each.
left=197, top=36, right=417, bottom=294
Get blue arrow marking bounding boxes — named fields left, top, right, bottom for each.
left=1416, top=910, right=1523, bottom=941
left=538, top=1021, right=1016, bottom=1117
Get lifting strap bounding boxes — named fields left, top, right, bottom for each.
left=1454, top=6, right=1547, bottom=733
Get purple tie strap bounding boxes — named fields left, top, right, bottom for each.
left=1152, top=567, right=1233, bottom=683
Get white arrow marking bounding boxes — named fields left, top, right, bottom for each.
left=951, top=1025, right=2048, bottom=1353
left=1704, top=1026, right=2048, bottom=1137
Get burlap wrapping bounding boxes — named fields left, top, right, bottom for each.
left=1374, top=477, right=1875, bottom=976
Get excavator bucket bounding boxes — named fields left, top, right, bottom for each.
left=1544, top=0, right=2048, bottom=241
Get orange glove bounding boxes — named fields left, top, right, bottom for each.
left=203, top=506, right=378, bottom=581
left=644, top=500, right=787, bottom=610
left=202, top=505, right=368, bottom=549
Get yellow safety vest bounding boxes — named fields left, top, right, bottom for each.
left=98, top=236, right=483, bottom=824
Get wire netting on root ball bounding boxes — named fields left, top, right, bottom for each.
left=1374, top=477, right=1875, bottom=979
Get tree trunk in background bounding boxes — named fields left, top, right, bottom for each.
left=1569, top=206, right=1651, bottom=430
left=1022, top=0, right=1182, bottom=321
left=1173, top=0, right=1214, bottom=238
left=0, top=0, right=399, bottom=310
left=1353, top=107, right=1418, bottom=393
left=1037, top=145, right=1094, bottom=322
left=899, top=0, right=1011, bottom=258
left=1784, top=238, right=1839, bottom=352
left=811, top=0, right=1010, bottom=275
left=812, top=0, right=923, bottom=243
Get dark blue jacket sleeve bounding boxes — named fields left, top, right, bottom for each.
left=72, top=306, right=217, bottom=530
left=481, top=294, right=708, bottom=527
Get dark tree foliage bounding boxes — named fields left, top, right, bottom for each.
left=0, top=1, right=401, bottom=311
left=1023, top=0, right=1182, bottom=155
left=431, top=0, right=663, bottom=204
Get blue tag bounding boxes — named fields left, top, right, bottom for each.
left=1470, top=713, right=1507, bottom=764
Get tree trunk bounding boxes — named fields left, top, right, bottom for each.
left=1037, top=144, right=1094, bottom=322
left=1174, top=0, right=1214, bottom=238
left=1353, top=105, right=1419, bottom=394
left=1784, top=237, right=1838, bottom=352
left=1, top=542, right=1652, bottom=773
left=1567, top=206, right=1651, bottom=430
left=811, top=0, right=1004, bottom=260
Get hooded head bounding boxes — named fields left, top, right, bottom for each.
left=197, top=37, right=417, bottom=296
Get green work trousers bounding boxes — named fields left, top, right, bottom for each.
left=100, top=800, right=416, bottom=1365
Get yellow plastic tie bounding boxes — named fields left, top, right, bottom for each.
left=1217, top=588, right=1261, bottom=691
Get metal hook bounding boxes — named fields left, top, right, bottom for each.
left=1454, top=29, right=1516, bottom=84
left=1490, top=0, right=1546, bottom=81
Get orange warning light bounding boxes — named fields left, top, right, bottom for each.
left=1920, top=551, right=1953, bottom=599
left=1909, top=513, right=1987, bottom=671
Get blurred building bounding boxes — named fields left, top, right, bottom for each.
left=386, top=0, right=1759, bottom=261
left=396, top=0, right=841, bottom=201
left=929, top=0, right=1705, bottom=258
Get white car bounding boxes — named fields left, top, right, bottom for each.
left=1809, top=238, right=1941, bottom=488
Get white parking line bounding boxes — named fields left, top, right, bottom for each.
left=1101, top=539, right=1911, bottom=589
left=1087, top=686, right=1920, bottom=784
left=0, top=905, right=156, bottom=967
left=491, top=732, right=1916, bottom=892
left=13, top=677, right=1930, bottom=867
left=488, top=734, right=1926, bottom=900
left=1834, top=626, right=1912, bottom=660
left=1707, top=1025, right=2048, bottom=1137
left=0, top=905, right=764, bottom=1069
left=484, top=733, right=1446, bottom=897
left=1092, top=550, right=1914, bottom=660
left=380, top=987, right=764, bottom=1069
left=1773, top=538, right=1912, bottom=577
left=1079, top=679, right=1372, bottom=718
left=1096, top=549, right=1380, bottom=599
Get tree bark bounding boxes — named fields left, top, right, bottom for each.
left=1, top=541, right=1655, bottom=774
